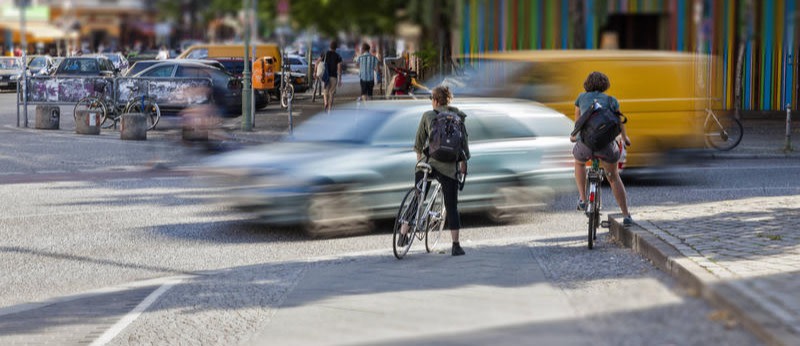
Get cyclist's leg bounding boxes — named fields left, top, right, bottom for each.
left=598, top=142, right=630, bottom=218
left=572, top=142, right=592, bottom=204
left=435, top=171, right=464, bottom=255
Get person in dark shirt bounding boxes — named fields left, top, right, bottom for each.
left=322, top=41, right=342, bottom=112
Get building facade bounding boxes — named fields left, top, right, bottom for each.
left=455, top=0, right=797, bottom=111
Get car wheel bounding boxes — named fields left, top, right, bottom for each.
left=305, top=187, right=371, bottom=238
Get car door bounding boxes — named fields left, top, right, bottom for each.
left=458, top=106, right=539, bottom=208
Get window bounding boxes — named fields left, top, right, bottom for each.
left=467, top=109, right=534, bottom=139
left=177, top=66, right=211, bottom=79
left=80, top=60, right=99, bottom=73
left=142, top=65, right=174, bottom=77
left=371, top=111, right=422, bottom=146
left=186, top=49, right=208, bottom=59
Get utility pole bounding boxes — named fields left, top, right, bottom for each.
left=241, top=0, right=253, bottom=131
left=19, top=0, right=29, bottom=128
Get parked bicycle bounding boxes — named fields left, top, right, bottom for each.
left=279, top=57, right=294, bottom=109
left=393, top=162, right=446, bottom=259
left=73, top=80, right=161, bottom=130
left=704, top=108, right=743, bottom=151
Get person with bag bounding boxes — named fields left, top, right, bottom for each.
left=398, top=86, right=470, bottom=256
left=570, top=71, right=633, bottom=226
left=321, top=41, right=343, bottom=112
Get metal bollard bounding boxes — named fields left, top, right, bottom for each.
left=785, top=104, right=793, bottom=152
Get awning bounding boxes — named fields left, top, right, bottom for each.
left=0, top=21, right=66, bottom=43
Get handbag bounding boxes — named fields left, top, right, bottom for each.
left=316, top=53, right=329, bottom=84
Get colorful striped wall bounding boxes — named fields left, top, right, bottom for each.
left=455, top=0, right=799, bottom=111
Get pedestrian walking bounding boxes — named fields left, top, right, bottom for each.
left=355, top=43, right=380, bottom=102
left=322, top=41, right=343, bottom=112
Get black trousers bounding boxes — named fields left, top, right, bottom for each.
left=359, top=80, right=374, bottom=96
left=415, top=170, right=461, bottom=230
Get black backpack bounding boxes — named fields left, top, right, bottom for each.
left=428, top=110, right=466, bottom=162
left=572, top=99, right=626, bottom=151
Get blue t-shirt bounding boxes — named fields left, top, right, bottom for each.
left=575, top=91, right=620, bottom=117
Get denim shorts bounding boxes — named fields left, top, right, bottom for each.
left=572, top=140, right=621, bottom=163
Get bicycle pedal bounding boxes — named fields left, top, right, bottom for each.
left=601, top=221, right=610, bottom=228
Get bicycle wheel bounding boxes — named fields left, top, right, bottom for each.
left=280, top=84, right=295, bottom=109
left=705, top=115, right=743, bottom=151
left=74, top=97, right=108, bottom=128
left=425, top=185, right=446, bottom=253
left=126, top=98, right=161, bottom=131
left=587, top=181, right=597, bottom=250
left=393, top=188, right=419, bottom=259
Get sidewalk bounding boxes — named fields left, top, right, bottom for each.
left=610, top=196, right=800, bottom=345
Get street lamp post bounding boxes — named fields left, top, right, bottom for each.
left=19, top=0, right=28, bottom=128
left=241, top=0, right=253, bottom=131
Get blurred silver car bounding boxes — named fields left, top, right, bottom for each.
left=0, top=57, right=24, bottom=90
left=201, top=98, right=576, bottom=237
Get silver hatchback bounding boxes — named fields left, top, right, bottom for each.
left=201, top=98, right=576, bottom=237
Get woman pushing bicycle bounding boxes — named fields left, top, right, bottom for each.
left=571, top=71, right=633, bottom=226
left=398, top=86, right=470, bottom=256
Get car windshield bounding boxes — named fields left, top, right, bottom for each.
left=0, top=58, right=21, bottom=70
left=29, top=57, right=46, bottom=67
left=217, top=60, right=244, bottom=75
left=126, top=62, right=158, bottom=76
left=290, top=109, right=392, bottom=143
left=103, top=54, right=120, bottom=63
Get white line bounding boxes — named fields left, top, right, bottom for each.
left=90, top=278, right=182, bottom=346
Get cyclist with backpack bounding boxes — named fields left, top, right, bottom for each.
left=570, top=71, right=633, bottom=226
left=398, top=86, right=470, bottom=256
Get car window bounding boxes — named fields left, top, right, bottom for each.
left=142, top=65, right=174, bottom=77
left=370, top=111, right=422, bottom=146
left=467, top=109, right=534, bottom=139
left=80, top=59, right=99, bottom=73
left=508, top=109, right=574, bottom=137
left=29, top=57, right=46, bottom=68
left=186, top=49, right=208, bottom=59
left=177, top=66, right=211, bottom=79
left=126, top=62, right=156, bottom=76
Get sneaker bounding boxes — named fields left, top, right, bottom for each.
left=577, top=200, right=586, bottom=211
left=396, top=234, right=409, bottom=247
left=623, top=216, right=634, bottom=227
left=451, top=243, right=465, bottom=256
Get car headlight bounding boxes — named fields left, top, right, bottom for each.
left=12, top=74, right=21, bottom=80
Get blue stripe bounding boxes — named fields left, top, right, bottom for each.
left=562, top=0, right=568, bottom=48
left=479, top=2, right=484, bottom=53
left=677, top=0, right=685, bottom=51
left=586, top=0, right=594, bottom=49
left=763, top=0, right=774, bottom=110
left=356, top=54, right=379, bottom=81
left=463, top=3, right=470, bottom=60
left=786, top=0, right=795, bottom=107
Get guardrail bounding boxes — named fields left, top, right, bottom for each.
left=16, top=76, right=213, bottom=127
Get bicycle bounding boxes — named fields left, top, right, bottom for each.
left=704, top=108, right=743, bottom=151
left=279, top=58, right=294, bottom=109
left=583, top=157, right=607, bottom=250
left=73, top=80, right=161, bottom=131
left=393, top=162, right=447, bottom=259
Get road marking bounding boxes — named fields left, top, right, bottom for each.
left=90, top=278, right=183, bottom=346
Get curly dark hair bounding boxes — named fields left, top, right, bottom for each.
left=583, top=71, right=610, bottom=92
left=431, top=86, right=452, bottom=106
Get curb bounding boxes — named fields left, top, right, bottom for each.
left=608, top=215, right=800, bottom=346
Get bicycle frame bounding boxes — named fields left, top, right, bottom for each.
left=585, top=158, right=604, bottom=249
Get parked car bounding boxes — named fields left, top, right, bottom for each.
left=123, top=60, right=160, bottom=77
left=101, top=52, right=130, bottom=72
left=285, top=54, right=309, bottom=74
left=206, top=57, right=271, bottom=109
left=26, top=55, right=55, bottom=76
left=53, top=56, right=119, bottom=77
left=0, top=57, right=24, bottom=90
left=134, top=60, right=243, bottom=116
left=199, top=98, right=575, bottom=237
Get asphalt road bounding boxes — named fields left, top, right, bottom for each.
left=1, top=88, right=791, bottom=344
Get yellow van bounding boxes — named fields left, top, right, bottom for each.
left=461, top=50, right=720, bottom=173
left=178, top=43, right=282, bottom=67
